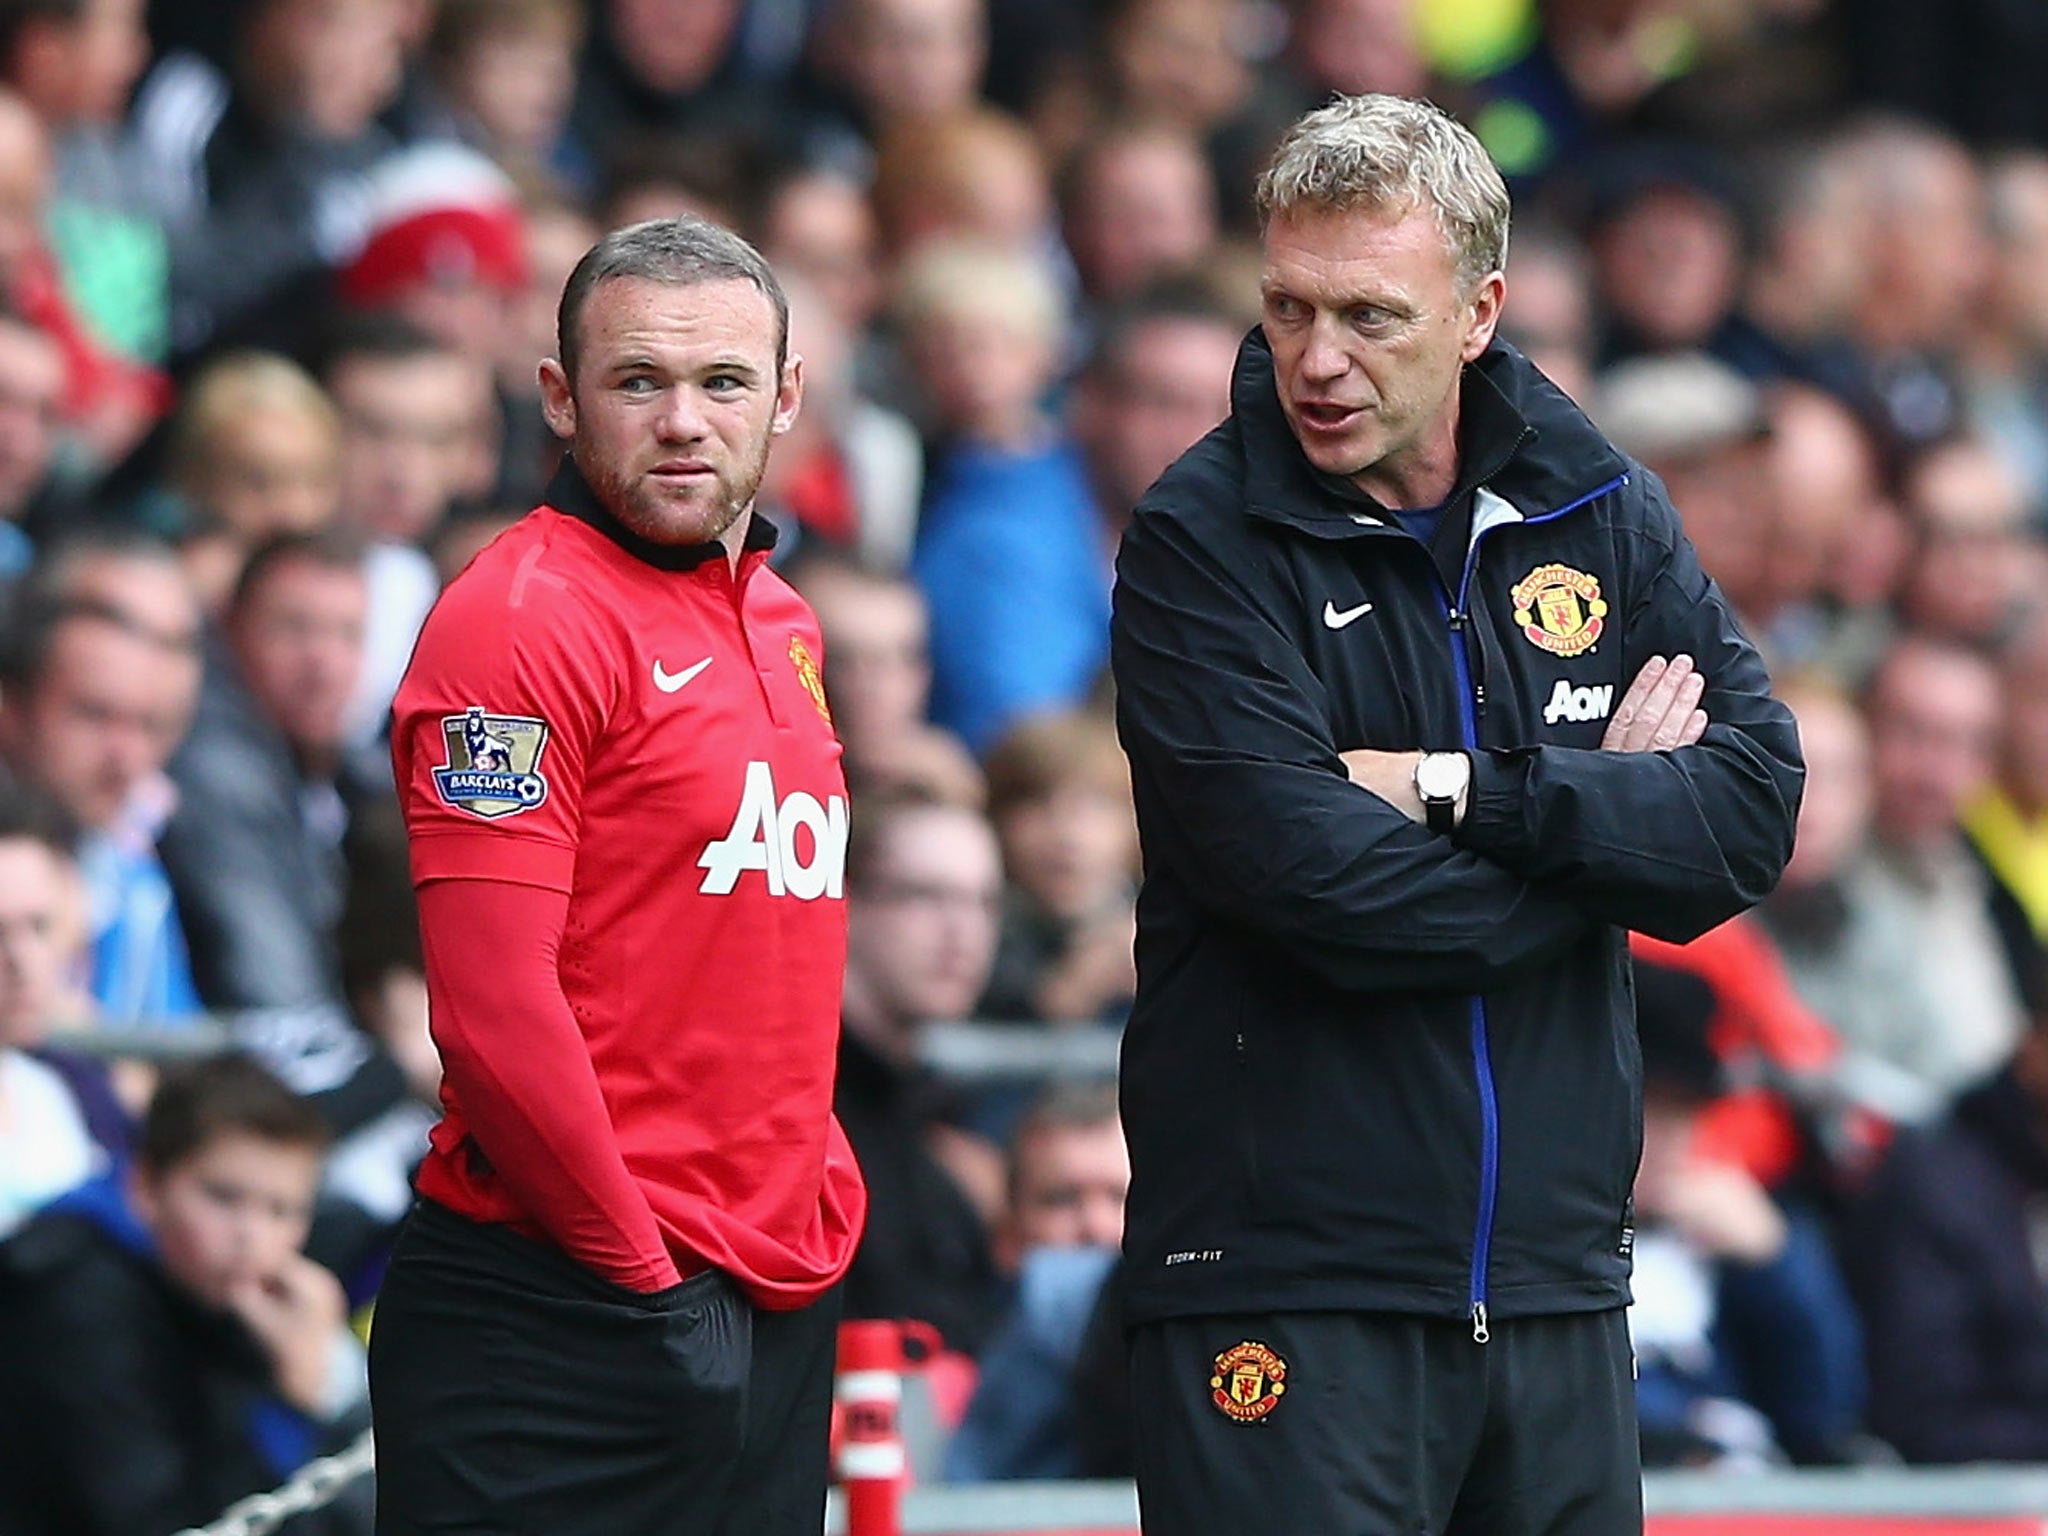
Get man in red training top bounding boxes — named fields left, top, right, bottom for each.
left=370, top=215, right=867, bottom=1536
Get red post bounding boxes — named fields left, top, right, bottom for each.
left=836, top=1321, right=909, bottom=1536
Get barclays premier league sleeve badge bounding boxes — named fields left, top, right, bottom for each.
left=432, top=705, right=552, bottom=819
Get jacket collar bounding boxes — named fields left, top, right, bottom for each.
left=1233, top=329, right=1628, bottom=538
left=543, top=454, right=779, bottom=573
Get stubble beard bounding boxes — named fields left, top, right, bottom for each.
left=583, top=430, right=775, bottom=549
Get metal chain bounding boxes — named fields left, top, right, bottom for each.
left=172, top=1428, right=375, bottom=1536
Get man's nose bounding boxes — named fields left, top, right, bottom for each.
left=654, top=386, right=710, bottom=443
left=1300, top=317, right=1350, bottom=382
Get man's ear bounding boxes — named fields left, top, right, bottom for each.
left=1461, top=270, right=1507, bottom=363
left=537, top=357, right=577, bottom=441
left=771, top=354, right=805, bottom=438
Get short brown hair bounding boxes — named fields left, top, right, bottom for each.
left=1007, top=1079, right=1120, bottom=1203
left=870, top=107, right=1044, bottom=253
left=426, top=0, right=583, bottom=66
left=139, top=1054, right=331, bottom=1173
left=229, top=527, right=367, bottom=616
left=556, top=215, right=787, bottom=384
left=983, top=711, right=1130, bottom=824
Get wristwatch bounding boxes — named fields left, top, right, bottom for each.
left=1413, top=751, right=1470, bottom=835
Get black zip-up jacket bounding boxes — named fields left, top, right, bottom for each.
left=1109, top=333, right=1803, bottom=1334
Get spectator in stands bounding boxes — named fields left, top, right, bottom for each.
left=161, top=351, right=342, bottom=612
left=1585, top=145, right=1772, bottom=376
left=759, top=274, right=924, bottom=570
left=317, top=314, right=493, bottom=744
left=0, top=1053, right=370, bottom=1536
left=794, top=554, right=982, bottom=805
left=1630, top=908, right=1878, bottom=1464
left=1742, top=134, right=1878, bottom=402
left=1962, top=151, right=2048, bottom=510
left=1500, top=220, right=1596, bottom=404
left=0, top=309, right=71, bottom=565
left=1839, top=118, right=1988, bottom=451
left=0, top=0, right=162, bottom=378
left=1895, top=436, right=2043, bottom=653
left=159, top=531, right=383, bottom=1015
left=870, top=107, right=1055, bottom=263
left=1070, top=278, right=1241, bottom=560
left=944, top=1079, right=1128, bottom=1480
left=1762, top=385, right=1895, bottom=684
left=902, top=240, right=1107, bottom=754
left=337, top=795, right=432, bottom=1104
left=564, top=0, right=770, bottom=177
left=1848, top=635, right=2028, bottom=1105
left=758, top=162, right=885, bottom=340
left=592, top=130, right=758, bottom=233
left=0, top=594, right=201, bottom=1024
left=1099, top=0, right=1256, bottom=162
left=812, top=0, right=989, bottom=140
left=31, top=524, right=204, bottom=658
left=157, top=530, right=425, bottom=1248
left=419, top=0, right=583, bottom=186
left=1851, top=1002, right=2048, bottom=1463
left=1968, top=612, right=2048, bottom=943
left=129, top=0, right=407, bottom=359
left=1590, top=351, right=1780, bottom=634
left=1060, top=120, right=1217, bottom=307
left=334, top=142, right=528, bottom=378
left=1280, top=0, right=1430, bottom=105
left=0, top=86, right=161, bottom=463
left=1762, top=679, right=1948, bottom=1127
left=0, top=784, right=125, bottom=1237
left=494, top=195, right=594, bottom=504
left=1627, top=959, right=1790, bottom=1470
left=977, top=711, right=1137, bottom=1026
left=836, top=792, right=1008, bottom=1356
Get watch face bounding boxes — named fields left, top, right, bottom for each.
left=1417, top=754, right=1466, bottom=799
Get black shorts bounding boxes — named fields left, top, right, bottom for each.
left=369, top=1199, right=841, bottom=1536
left=1130, top=1307, right=1641, bottom=1536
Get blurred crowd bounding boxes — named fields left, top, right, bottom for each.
left=3, top=0, right=2048, bottom=1526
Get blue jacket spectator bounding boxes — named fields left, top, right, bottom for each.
left=81, top=820, right=201, bottom=1024
left=913, top=438, right=1110, bottom=756
left=0, top=1056, right=369, bottom=1536
left=943, top=1243, right=1117, bottom=1480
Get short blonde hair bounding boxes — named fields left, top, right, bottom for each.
left=167, top=351, right=339, bottom=493
left=893, top=238, right=1066, bottom=348
left=1255, top=93, right=1510, bottom=295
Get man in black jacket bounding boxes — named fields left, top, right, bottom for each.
left=1110, top=94, right=1802, bottom=1534
left=1850, top=1014, right=2048, bottom=1463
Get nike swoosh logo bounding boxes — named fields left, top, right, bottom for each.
left=1323, top=600, right=1374, bottom=629
left=653, top=656, right=713, bottom=693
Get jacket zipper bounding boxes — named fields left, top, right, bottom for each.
left=1438, top=471, right=1628, bottom=1346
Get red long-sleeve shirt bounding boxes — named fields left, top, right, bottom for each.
left=393, top=466, right=865, bottom=1304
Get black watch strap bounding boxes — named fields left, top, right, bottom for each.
left=1424, top=792, right=1457, bottom=836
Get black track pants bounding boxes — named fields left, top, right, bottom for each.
left=1131, top=1307, right=1642, bottom=1536
left=370, top=1199, right=841, bottom=1536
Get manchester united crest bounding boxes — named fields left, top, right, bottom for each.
left=1209, top=1340, right=1288, bottom=1423
left=1511, top=563, right=1608, bottom=657
left=789, top=634, right=832, bottom=725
